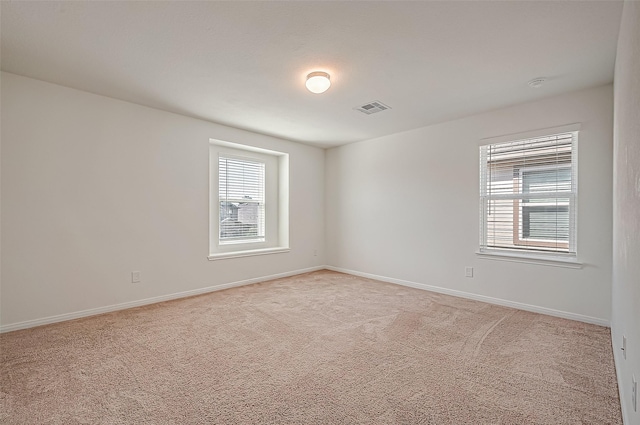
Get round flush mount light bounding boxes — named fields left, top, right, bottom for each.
left=528, top=77, right=547, bottom=88
left=305, top=71, right=331, bottom=94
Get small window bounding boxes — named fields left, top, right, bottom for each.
left=479, top=129, right=578, bottom=257
left=218, top=156, right=266, bottom=245
left=209, top=140, right=289, bottom=260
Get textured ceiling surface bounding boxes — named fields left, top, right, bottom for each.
left=0, top=1, right=623, bottom=147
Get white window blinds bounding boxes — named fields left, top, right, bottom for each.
left=479, top=131, right=578, bottom=255
left=218, top=156, right=265, bottom=244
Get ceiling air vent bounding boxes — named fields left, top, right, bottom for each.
left=354, top=101, right=391, bottom=115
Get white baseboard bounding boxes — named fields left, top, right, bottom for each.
left=611, top=332, right=630, bottom=425
left=1, top=265, right=610, bottom=333
left=325, top=266, right=610, bottom=327
left=0, top=266, right=324, bottom=333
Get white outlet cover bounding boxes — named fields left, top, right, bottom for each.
left=465, top=267, right=473, bottom=278
left=131, top=271, right=141, bottom=283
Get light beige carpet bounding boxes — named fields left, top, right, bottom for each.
left=1, top=270, right=622, bottom=424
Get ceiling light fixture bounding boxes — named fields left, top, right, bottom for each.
left=305, top=71, right=331, bottom=94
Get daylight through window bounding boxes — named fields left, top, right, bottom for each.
left=218, top=156, right=265, bottom=244
left=479, top=130, right=578, bottom=256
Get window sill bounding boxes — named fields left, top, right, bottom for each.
left=208, top=247, right=290, bottom=261
left=475, top=250, right=583, bottom=269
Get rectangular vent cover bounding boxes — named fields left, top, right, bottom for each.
left=354, top=101, right=391, bottom=115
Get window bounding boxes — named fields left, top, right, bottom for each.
left=218, top=156, right=265, bottom=244
left=209, top=140, right=289, bottom=260
left=479, top=127, right=578, bottom=258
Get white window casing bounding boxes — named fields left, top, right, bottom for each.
left=209, top=140, right=289, bottom=260
left=478, top=124, right=580, bottom=264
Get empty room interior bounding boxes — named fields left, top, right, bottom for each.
left=1, top=1, right=639, bottom=424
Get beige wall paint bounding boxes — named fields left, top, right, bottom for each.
left=0, top=72, right=325, bottom=328
left=611, top=1, right=640, bottom=423
left=326, top=84, right=614, bottom=324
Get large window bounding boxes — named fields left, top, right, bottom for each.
left=209, top=140, right=289, bottom=260
left=479, top=128, right=578, bottom=258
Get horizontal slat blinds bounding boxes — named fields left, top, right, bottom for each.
left=219, top=156, right=265, bottom=244
left=479, top=132, right=578, bottom=255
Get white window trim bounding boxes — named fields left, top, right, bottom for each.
left=208, top=247, right=290, bottom=261
left=209, top=139, right=289, bottom=260
left=478, top=124, right=580, bottom=263
left=478, top=123, right=581, bottom=146
left=475, top=249, right=583, bottom=269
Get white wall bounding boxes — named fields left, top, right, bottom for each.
left=326, top=84, right=614, bottom=324
left=611, top=1, right=640, bottom=423
left=0, top=73, right=616, bottom=331
left=0, top=72, right=325, bottom=329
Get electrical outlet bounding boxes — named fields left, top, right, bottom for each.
left=465, top=267, right=473, bottom=278
left=131, top=271, right=141, bottom=283
left=622, top=335, right=627, bottom=360
left=633, top=375, right=637, bottom=412
left=313, top=249, right=318, bottom=257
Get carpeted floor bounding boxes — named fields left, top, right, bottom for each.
left=0, top=270, right=622, bottom=424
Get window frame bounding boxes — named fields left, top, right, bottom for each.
left=208, top=139, right=289, bottom=260
left=478, top=124, right=581, bottom=266
left=218, top=154, right=267, bottom=245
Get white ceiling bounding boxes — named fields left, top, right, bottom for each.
left=0, top=1, right=623, bottom=148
